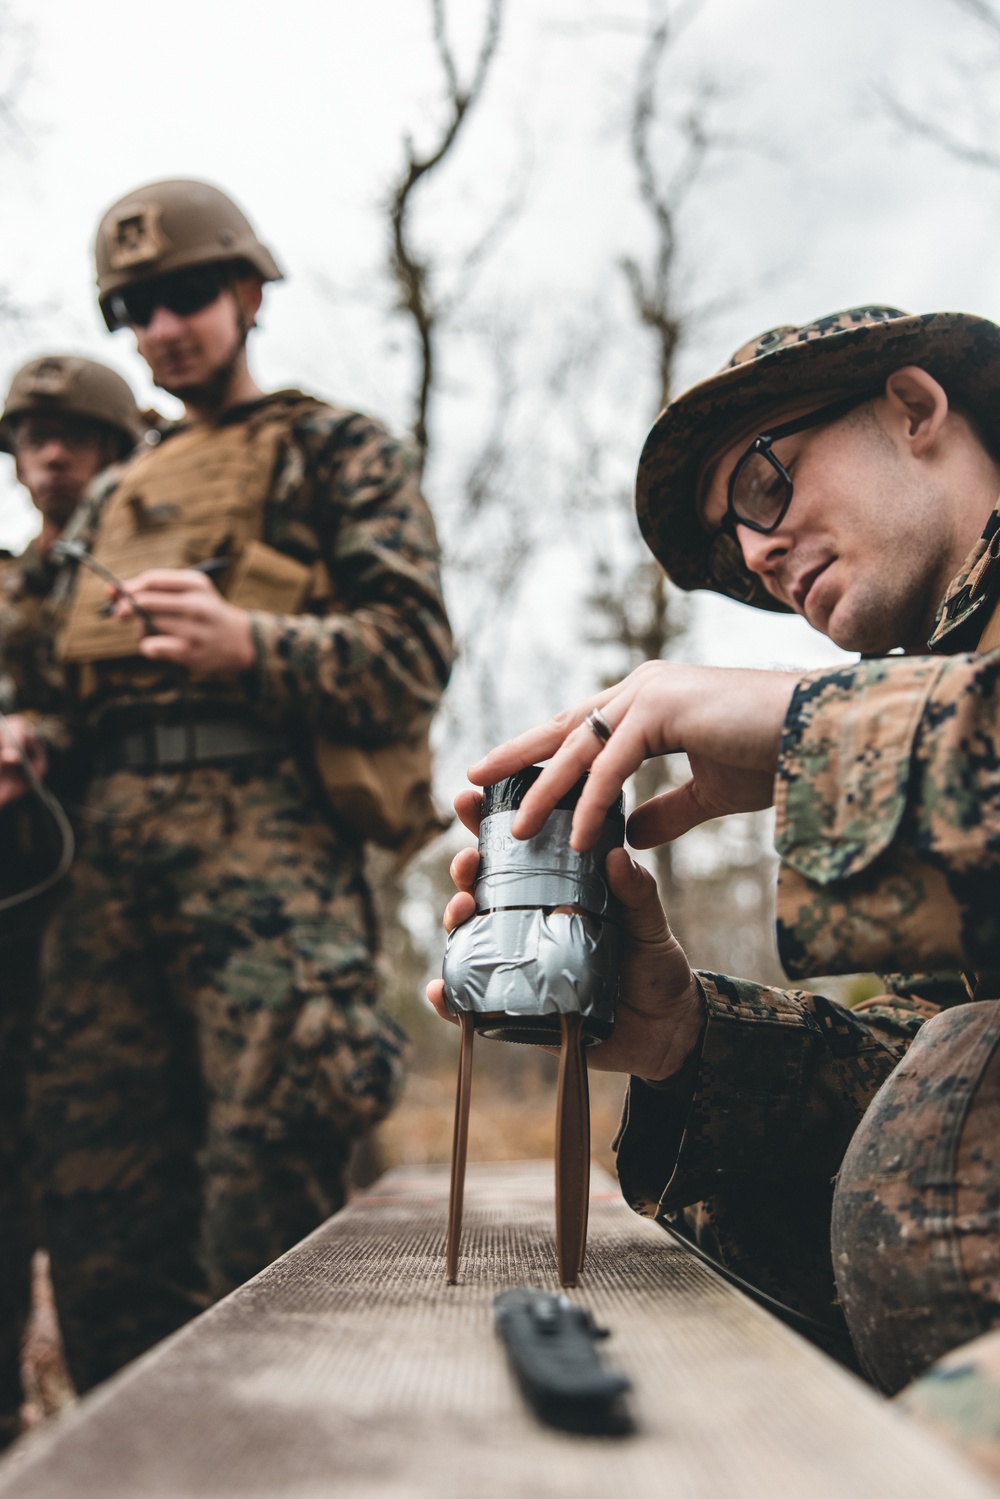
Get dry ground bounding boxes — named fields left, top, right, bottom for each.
left=379, top=1061, right=627, bottom=1175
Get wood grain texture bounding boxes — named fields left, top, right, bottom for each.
left=0, top=1162, right=993, bottom=1499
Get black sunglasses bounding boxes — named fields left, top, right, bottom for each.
left=108, top=263, right=231, bottom=330
left=719, top=388, right=882, bottom=540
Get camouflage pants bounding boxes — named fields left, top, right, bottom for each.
left=0, top=940, right=38, bottom=1447
left=667, top=1001, right=1000, bottom=1390
left=30, top=758, right=407, bottom=1394
left=832, top=1002, right=1000, bottom=1393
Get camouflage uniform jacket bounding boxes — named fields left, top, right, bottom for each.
left=36, top=392, right=453, bottom=750
left=616, top=501, right=1000, bottom=1220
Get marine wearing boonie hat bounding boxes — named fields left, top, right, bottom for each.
left=635, top=306, right=1000, bottom=612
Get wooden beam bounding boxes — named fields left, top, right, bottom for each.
left=0, top=1163, right=993, bottom=1498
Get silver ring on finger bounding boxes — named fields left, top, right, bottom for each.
left=585, top=707, right=613, bottom=745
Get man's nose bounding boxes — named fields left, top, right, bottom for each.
left=144, top=304, right=185, bottom=339
left=38, top=438, right=72, bottom=464
left=736, top=523, right=791, bottom=575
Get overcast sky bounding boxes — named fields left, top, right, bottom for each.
left=2, top=0, right=997, bottom=778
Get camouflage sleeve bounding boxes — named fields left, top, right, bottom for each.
left=614, top=971, right=941, bottom=1220
left=247, top=416, right=453, bottom=742
left=773, top=653, right=1000, bottom=980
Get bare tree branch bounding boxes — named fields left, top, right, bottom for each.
left=387, top=0, right=504, bottom=456
left=953, top=0, right=1000, bottom=39
left=877, top=0, right=1000, bottom=174
left=618, top=1, right=711, bottom=411
left=877, top=83, right=1000, bottom=172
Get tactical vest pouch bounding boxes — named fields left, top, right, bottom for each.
left=55, top=399, right=447, bottom=858
left=56, top=415, right=289, bottom=664
left=227, top=539, right=312, bottom=613
left=224, top=531, right=447, bottom=859
left=314, top=727, right=449, bottom=860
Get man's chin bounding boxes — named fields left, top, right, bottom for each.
left=824, top=599, right=916, bottom=656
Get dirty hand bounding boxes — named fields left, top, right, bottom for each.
left=424, top=791, right=705, bottom=1082
left=0, top=713, right=47, bottom=809
left=113, top=569, right=255, bottom=674
left=467, top=660, right=797, bottom=851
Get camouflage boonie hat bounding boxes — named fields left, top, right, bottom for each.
left=0, top=355, right=145, bottom=457
left=635, top=306, right=1000, bottom=612
left=95, top=178, right=283, bottom=330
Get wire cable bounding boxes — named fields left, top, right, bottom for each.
left=0, top=709, right=74, bottom=915
left=657, top=1215, right=856, bottom=1356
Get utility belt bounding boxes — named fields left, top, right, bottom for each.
left=91, top=705, right=288, bottom=777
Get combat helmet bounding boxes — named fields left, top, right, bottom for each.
left=0, top=355, right=145, bottom=457
left=636, top=306, right=1000, bottom=612
left=94, top=178, right=283, bottom=331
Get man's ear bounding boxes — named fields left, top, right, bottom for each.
left=233, top=276, right=264, bottom=330
left=882, top=365, right=949, bottom=459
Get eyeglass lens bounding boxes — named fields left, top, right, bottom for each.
left=730, top=448, right=790, bottom=530
left=111, top=265, right=227, bottom=329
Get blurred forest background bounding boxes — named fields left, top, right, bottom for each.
left=3, top=0, right=1000, bottom=1180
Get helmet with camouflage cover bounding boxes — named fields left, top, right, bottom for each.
left=95, top=178, right=283, bottom=331
left=0, top=355, right=145, bottom=457
left=635, top=306, right=1000, bottom=612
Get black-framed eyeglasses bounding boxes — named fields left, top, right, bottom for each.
left=718, top=388, right=882, bottom=540
left=108, top=263, right=231, bottom=331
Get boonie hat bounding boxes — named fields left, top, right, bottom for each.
left=636, top=306, right=1000, bottom=612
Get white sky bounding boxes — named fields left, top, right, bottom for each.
left=1, top=0, right=997, bottom=783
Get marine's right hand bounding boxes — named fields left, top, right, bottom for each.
left=425, top=791, right=707, bottom=1082
left=0, top=714, right=47, bottom=809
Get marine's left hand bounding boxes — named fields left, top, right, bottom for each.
left=113, top=569, right=255, bottom=674
left=469, top=660, right=799, bottom=851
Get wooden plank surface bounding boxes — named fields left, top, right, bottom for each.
left=0, top=1161, right=994, bottom=1499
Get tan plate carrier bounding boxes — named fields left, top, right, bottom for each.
left=55, top=395, right=443, bottom=855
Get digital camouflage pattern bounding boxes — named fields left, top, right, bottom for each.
left=897, top=1325, right=1000, bottom=1483
left=774, top=508, right=1000, bottom=983
left=832, top=1001, right=1000, bottom=1392
left=634, top=306, right=1000, bottom=610
left=0, top=542, right=67, bottom=729
left=31, top=758, right=408, bottom=1392
left=0, top=941, right=40, bottom=1446
left=13, top=394, right=452, bottom=1391
left=49, top=394, right=452, bottom=741
left=614, top=495, right=1000, bottom=1411
left=615, top=970, right=945, bottom=1365
left=0, top=543, right=70, bottom=1445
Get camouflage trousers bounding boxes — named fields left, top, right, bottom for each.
left=832, top=1001, right=1000, bottom=1391
left=673, top=1002, right=1000, bottom=1459
left=30, top=758, right=408, bottom=1394
left=0, top=940, right=38, bottom=1447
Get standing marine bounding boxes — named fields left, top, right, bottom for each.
left=5, top=179, right=453, bottom=1394
left=0, top=355, right=144, bottom=1443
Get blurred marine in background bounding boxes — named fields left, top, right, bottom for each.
left=0, top=355, right=144, bottom=1444
left=1, top=179, right=453, bottom=1395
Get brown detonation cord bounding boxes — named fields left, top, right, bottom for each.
left=555, top=1012, right=590, bottom=1286
left=445, top=1011, right=593, bottom=1289
left=446, top=1012, right=475, bottom=1284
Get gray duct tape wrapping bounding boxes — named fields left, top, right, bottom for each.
left=442, top=806, right=623, bottom=1036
